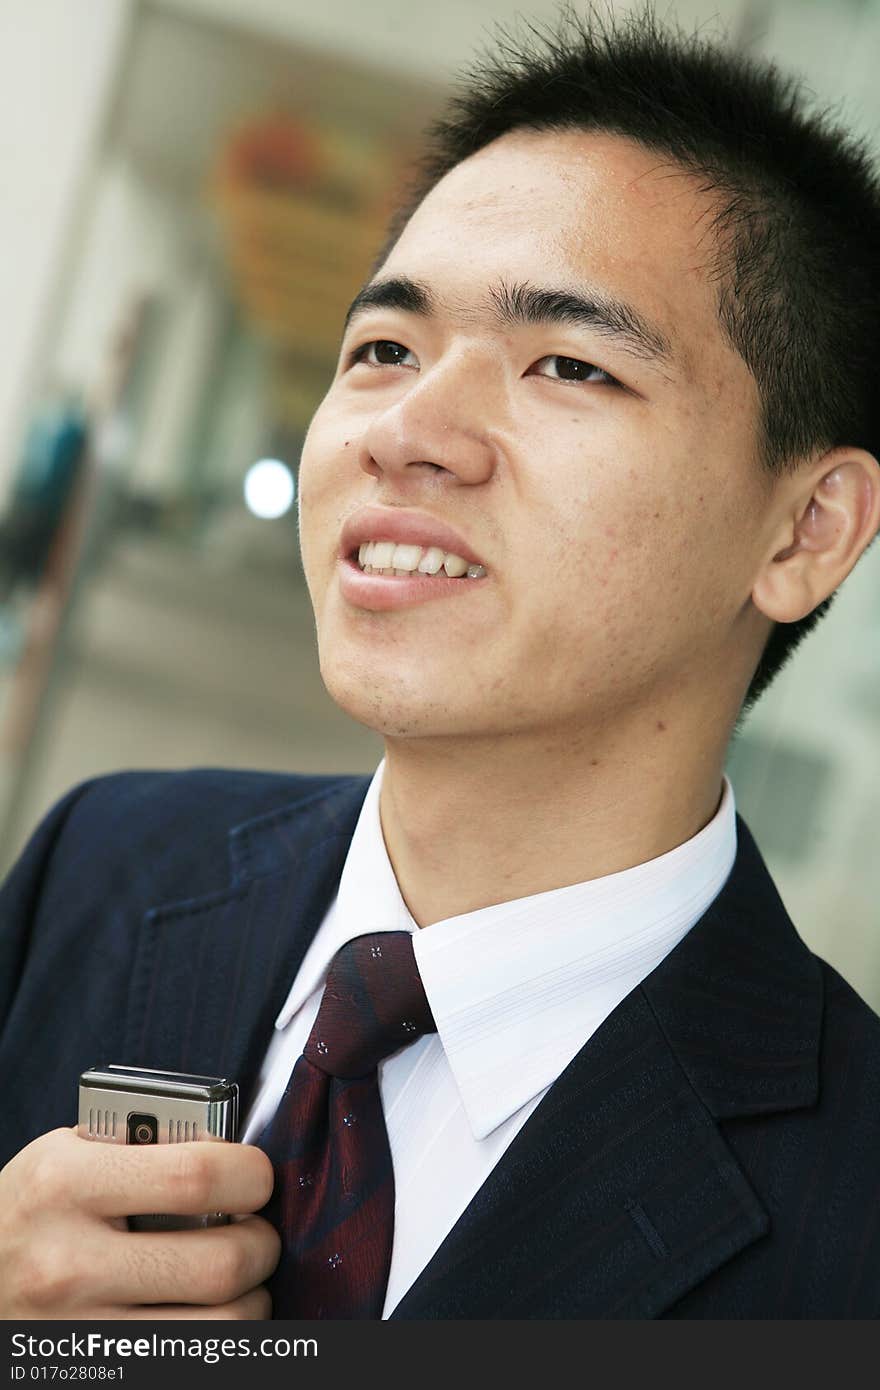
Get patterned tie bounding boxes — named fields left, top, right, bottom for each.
left=258, top=931, right=437, bottom=1319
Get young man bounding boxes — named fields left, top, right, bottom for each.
left=1, top=9, right=879, bottom=1319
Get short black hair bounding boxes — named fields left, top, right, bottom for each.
left=372, top=3, right=880, bottom=716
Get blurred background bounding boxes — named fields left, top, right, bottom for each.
left=0, top=0, right=878, bottom=1006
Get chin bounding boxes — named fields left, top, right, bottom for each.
left=317, top=662, right=468, bottom=739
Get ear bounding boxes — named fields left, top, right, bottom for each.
left=751, top=447, right=880, bottom=624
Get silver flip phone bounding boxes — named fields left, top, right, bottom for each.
left=78, top=1064, right=238, bottom=1231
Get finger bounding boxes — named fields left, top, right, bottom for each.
left=71, top=1137, right=274, bottom=1219
left=115, top=1285, right=272, bottom=1320
left=11, top=1130, right=270, bottom=1221
left=91, top=1216, right=281, bottom=1307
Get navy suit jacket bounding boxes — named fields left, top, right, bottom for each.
left=1, top=767, right=878, bottom=1318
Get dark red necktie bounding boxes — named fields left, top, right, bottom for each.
left=258, top=931, right=437, bottom=1319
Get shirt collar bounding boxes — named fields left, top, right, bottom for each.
left=275, top=758, right=737, bottom=1141
left=273, top=762, right=417, bottom=1026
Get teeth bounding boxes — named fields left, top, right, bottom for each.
left=391, top=543, right=424, bottom=570
left=356, top=539, right=486, bottom=578
left=417, top=546, right=445, bottom=575
left=371, top=541, right=395, bottom=569
left=442, top=554, right=468, bottom=577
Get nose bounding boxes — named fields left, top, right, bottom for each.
left=358, top=351, right=499, bottom=487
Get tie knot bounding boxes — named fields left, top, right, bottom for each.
left=303, top=932, right=436, bottom=1079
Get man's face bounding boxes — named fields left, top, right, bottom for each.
left=297, top=129, right=773, bottom=743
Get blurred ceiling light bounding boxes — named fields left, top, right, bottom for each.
left=243, top=458, right=295, bottom=519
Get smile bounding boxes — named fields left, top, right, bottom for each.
left=338, top=548, right=489, bottom=612
left=357, top=539, right=487, bottom=579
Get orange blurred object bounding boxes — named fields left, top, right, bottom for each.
left=221, top=111, right=321, bottom=191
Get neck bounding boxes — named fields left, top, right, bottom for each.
left=378, top=706, right=736, bottom=929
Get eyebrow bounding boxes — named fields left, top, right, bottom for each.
left=342, top=274, right=676, bottom=369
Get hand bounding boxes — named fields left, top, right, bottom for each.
left=0, top=1127, right=280, bottom=1319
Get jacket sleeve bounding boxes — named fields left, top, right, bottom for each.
left=0, top=780, right=98, bottom=1045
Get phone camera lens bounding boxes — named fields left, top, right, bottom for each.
left=127, top=1112, right=158, bottom=1145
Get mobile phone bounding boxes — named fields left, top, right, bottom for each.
left=78, top=1064, right=238, bottom=1231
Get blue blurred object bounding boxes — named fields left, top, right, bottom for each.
left=0, top=393, right=89, bottom=599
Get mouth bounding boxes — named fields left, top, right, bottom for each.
left=350, top=539, right=487, bottom=580
left=338, top=542, right=489, bottom=612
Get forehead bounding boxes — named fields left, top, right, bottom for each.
left=384, top=128, right=726, bottom=375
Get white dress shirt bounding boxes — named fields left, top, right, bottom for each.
left=241, top=759, right=737, bottom=1318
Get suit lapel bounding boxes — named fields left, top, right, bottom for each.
left=390, top=985, right=769, bottom=1318
left=122, top=776, right=372, bottom=1109
left=126, top=778, right=822, bottom=1319
left=391, top=818, right=822, bottom=1319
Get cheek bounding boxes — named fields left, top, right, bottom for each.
left=527, top=445, right=658, bottom=599
left=517, top=440, right=717, bottom=675
left=297, top=411, right=344, bottom=556
left=298, top=406, right=335, bottom=501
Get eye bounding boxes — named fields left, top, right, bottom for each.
left=347, top=339, right=417, bottom=369
left=345, top=341, right=621, bottom=388
left=529, top=355, right=620, bottom=387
